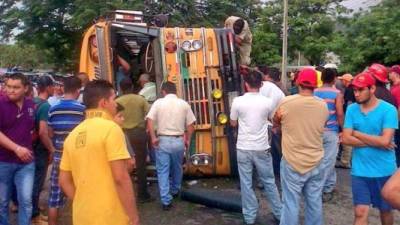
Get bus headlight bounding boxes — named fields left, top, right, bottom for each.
left=212, top=89, right=223, bottom=99
left=192, top=40, right=202, bottom=50
left=217, top=112, right=228, bottom=125
left=181, top=41, right=191, bottom=51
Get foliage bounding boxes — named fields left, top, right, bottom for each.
left=332, top=0, right=400, bottom=73
left=142, top=0, right=261, bottom=27
left=0, top=44, right=53, bottom=69
left=252, top=0, right=348, bottom=67
left=0, top=0, right=144, bottom=71
left=0, top=0, right=261, bottom=70
left=1, top=0, right=399, bottom=74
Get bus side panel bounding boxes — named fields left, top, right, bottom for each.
left=206, top=29, right=231, bottom=176
left=79, top=22, right=113, bottom=82
left=79, top=25, right=97, bottom=79
left=163, top=28, right=182, bottom=94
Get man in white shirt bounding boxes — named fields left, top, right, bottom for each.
left=258, top=66, right=285, bottom=178
left=146, top=81, right=196, bottom=210
left=138, top=73, right=156, bottom=104
left=258, top=66, right=285, bottom=112
left=230, top=71, right=282, bottom=225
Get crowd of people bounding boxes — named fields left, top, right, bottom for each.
left=1, top=62, right=400, bottom=225
left=0, top=72, right=166, bottom=225
left=234, top=63, right=400, bottom=225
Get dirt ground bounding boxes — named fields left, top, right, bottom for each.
left=9, top=168, right=400, bottom=225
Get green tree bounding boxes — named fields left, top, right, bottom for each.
left=0, top=0, right=261, bottom=70
left=0, top=0, right=145, bottom=71
left=142, top=0, right=261, bottom=27
left=0, top=43, right=53, bottom=69
left=253, top=0, right=348, bottom=66
left=332, top=0, right=400, bottom=73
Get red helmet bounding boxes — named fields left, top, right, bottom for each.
left=367, top=63, right=388, bottom=83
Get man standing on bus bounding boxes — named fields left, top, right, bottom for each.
left=225, top=16, right=252, bottom=66
left=230, top=70, right=282, bottom=224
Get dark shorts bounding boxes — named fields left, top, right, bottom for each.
left=351, top=175, right=392, bottom=211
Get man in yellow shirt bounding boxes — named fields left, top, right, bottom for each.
left=59, top=80, right=139, bottom=225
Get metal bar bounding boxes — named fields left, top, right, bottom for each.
left=203, top=28, right=217, bottom=174
left=111, top=22, right=160, bottom=37
left=281, top=0, right=289, bottom=91
left=95, top=26, right=111, bottom=82
left=197, top=78, right=203, bottom=125
left=175, top=27, right=185, bottom=98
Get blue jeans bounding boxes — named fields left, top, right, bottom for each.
left=32, top=147, right=49, bottom=217
left=0, top=161, right=35, bottom=225
left=280, top=159, right=324, bottom=225
left=237, top=149, right=282, bottom=224
left=321, top=131, right=339, bottom=193
left=155, top=136, right=184, bottom=205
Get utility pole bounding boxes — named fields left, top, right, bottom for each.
left=281, top=0, right=288, bottom=90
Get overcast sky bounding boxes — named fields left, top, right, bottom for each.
left=341, top=0, right=381, bottom=12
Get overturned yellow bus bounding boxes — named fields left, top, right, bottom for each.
left=79, top=10, right=242, bottom=176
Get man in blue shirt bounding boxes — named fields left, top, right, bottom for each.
left=47, top=76, right=85, bottom=225
left=343, top=72, right=398, bottom=225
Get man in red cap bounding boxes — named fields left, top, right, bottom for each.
left=367, top=63, right=396, bottom=106
left=389, top=65, right=400, bottom=167
left=273, top=68, right=329, bottom=225
left=342, top=72, right=397, bottom=225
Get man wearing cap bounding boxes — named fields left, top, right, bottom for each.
left=389, top=65, right=400, bottom=167
left=47, top=77, right=64, bottom=106
left=342, top=72, right=397, bottom=225
left=368, top=63, right=396, bottom=106
left=336, top=73, right=355, bottom=169
left=230, top=70, right=282, bottom=225
left=273, top=68, right=329, bottom=225
left=32, top=75, right=56, bottom=224
left=225, top=16, right=252, bottom=66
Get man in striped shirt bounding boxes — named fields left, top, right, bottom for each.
left=47, top=76, right=85, bottom=225
left=314, top=68, right=344, bottom=202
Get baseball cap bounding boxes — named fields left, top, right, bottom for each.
left=37, top=75, right=55, bottom=89
left=367, top=63, right=388, bottom=83
left=338, top=73, right=353, bottom=82
left=351, top=72, right=376, bottom=89
left=323, top=63, right=338, bottom=69
left=296, top=68, right=317, bottom=88
left=390, top=65, right=400, bottom=75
